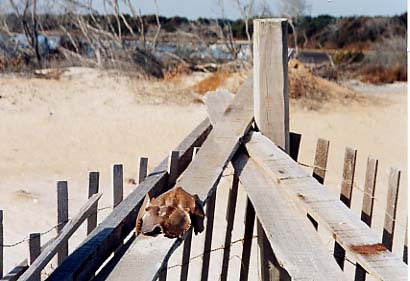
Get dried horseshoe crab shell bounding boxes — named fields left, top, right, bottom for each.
left=136, top=186, right=205, bottom=238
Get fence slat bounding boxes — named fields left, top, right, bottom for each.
left=57, top=181, right=68, bottom=265
left=382, top=167, right=401, bottom=251
left=138, top=157, right=148, bottom=184
left=289, top=132, right=301, bottom=161
left=47, top=119, right=212, bottom=281
left=113, top=164, right=123, bottom=208
left=19, top=194, right=102, bottom=281
left=180, top=147, right=199, bottom=281
left=0, top=210, right=3, bottom=279
left=354, top=157, right=379, bottom=281
left=29, top=233, right=41, bottom=281
left=220, top=173, right=239, bottom=281
left=245, top=132, right=407, bottom=281
left=200, top=191, right=216, bottom=281
left=334, top=147, right=357, bottom=270
left=168, top=150, right=180, bottom=189
left=87, top=172, right=99, bottom=235
left=403, top=222, right=408, bottom=264
left=312, top=138, right=330, bottom=184
left=239, top=198, right=255, bottom=281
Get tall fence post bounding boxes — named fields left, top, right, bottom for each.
left=167, top=150, right=179, bottom=189
left=253, top=18, right=289, bottom=281
left=57, top=181, right=68, bottom=265
left=112, top=164, right=123, bottom=208
left=0, top=210, right=3, bottom=278
left=253, top=18, right=289, bottom=153
left=87, top=171, right=99, bottom=235
left=382, top=167, right=401, bottom=251
left=29, top=233, right=41, bottom=281
left=138, top=157, right=148, bottom=184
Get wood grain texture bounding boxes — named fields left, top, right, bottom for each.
left=382, top=167, right=401, bottom=251
left=113, top=164, right=124, bottom=208
left=239, top=199, right=255, bottom=281
left=312, top=138, right=330, bottom=184
left=19, top=194, right=102, bottom=281
left=57, top=181, right=68, bottom=265
left=245, top=132, right=408, bottom=281
left=233, top=152, right=345, bottom=281
left=355, top=158, right=378, bottom=281
left=253, top=18, right=289, bottom=152
left=138, top=157, right=148, bottom=184
left=46, top=119, right=212, bottom=281
left=220, top=173, right=239, bottom=281
left=87, top=172, right=99, bottom=235
left=335, top=146, right=357, bottom=269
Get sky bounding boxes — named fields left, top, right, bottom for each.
left=108, top=0, right=407, bottom=20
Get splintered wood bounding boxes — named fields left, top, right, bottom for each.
left=245, top=132, right=407, bottom=281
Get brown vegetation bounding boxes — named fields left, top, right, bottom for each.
left=192, top=71, right=231, bottom=94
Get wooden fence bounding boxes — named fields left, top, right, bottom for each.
left=0, top=18, right=407, bottom=281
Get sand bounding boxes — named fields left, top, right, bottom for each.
left=0, top=69, right=406, bottom=279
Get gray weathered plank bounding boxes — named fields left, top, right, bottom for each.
left=233, top=152, right=346, bottom=280
left=47, top=118, right=212, bottom=281
left=253, top=18, right=289, bottom=153
left=220, top=173, right=239, bottom=281
left=239, top=198, right=255, bottom=281
left=105, top=77, right=254, bottom=281
left=203, top=89, right=234, bottom=126
left=19, top=194, right=102, bottom=281
left=138, top=157, right=149, bottom=184
left=245, top=132, right=408, bottom=281
left=57, top=181, right=69, bottom=265
left=0, top=260, right=28, bottom=281
left=312, top=138, right=330, bottom=184
left=382, top=167, right=401, bottom=251
left=113, top=164, right=124, bottom=208
left=87, top=172, right=99, bottom=235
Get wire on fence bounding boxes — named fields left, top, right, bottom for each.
left=1, top=205, right=113, bottom=248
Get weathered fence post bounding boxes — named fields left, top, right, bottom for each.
left=180, top=147, right=199, bottom=281
left=382, top=167, right=401, bottom=251
left=0, top=210, right=3, bottom=278
left=334, top=147, right=357, bottom=269
left=112, top=164, right=123, bottom=208
left=253, top=18, right=289, bottom=281
left=57, top=181, right=68, bottom=265
left=239, top=198, right=256, bottom=281
left=403, top=222, right=408, bottom=264
left=167, top=150, right=180, bottom=188
left=355, top=157, right=378, bottom=281
left=138, top=157, right=148, bottom=184
left=87, top=172, right=99, bottom=235
left=308, top=138, right=330, bottom=230
left=29, top=233, right=41, bottom=281
left=253, top=18, right=289, bottom=153
left=220, top=172, right=239, bottom=281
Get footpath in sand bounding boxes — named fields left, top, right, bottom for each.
left=0, top=67, right=406, bottom=279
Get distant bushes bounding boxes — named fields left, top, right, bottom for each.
left=361, top=36, right=407, bottom=83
